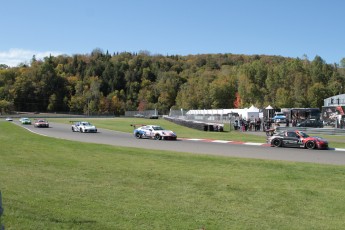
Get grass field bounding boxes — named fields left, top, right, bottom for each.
left=1, top=120, right=345, bottom=229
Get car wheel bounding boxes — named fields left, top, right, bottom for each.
left=154, top=134, right=161, bottom=140
left=80, top=128, right=83, bottom=133
left=135, top=132, right=142, bottom=139
left=272, top=139, right=282, bottom=147
left=72, top=127, right=75, bottom=132
left=306, top=141, right=316, bottom=149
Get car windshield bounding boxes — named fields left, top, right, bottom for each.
left=81, top=122, right=91, bottom=126
left=152, top=126, right=164, bottom=130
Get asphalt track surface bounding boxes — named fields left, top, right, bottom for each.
left=11, top=121, right=345, bottom=166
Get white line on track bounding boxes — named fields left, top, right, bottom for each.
left=212, top=140, right=232, bottom=143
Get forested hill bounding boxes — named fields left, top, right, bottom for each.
left=0, top=49, right=344, bottom=115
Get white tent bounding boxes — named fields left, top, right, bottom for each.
left=245, top=105, right=260, bottom=120
left=186, top=105, right=260, bottom=120
left=265, top=105, right=274, bottom=118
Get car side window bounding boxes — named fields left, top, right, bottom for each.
left=287, top=132, right=297, bottom=138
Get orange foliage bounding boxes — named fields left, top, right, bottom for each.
left=137, top=100, right=147, bottom=111
left=233, top=92, right=241, bottom=108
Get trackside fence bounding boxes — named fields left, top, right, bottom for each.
left=276, top=127, right=345, bottom=136
left=125, top=110, right=158, bottom=117
left=164, top=116, right=224, bottom=132
left=168, top=109, right=230, bottom=124
left=167, top=111, right=345, bottom=135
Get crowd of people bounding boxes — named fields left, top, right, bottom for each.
left=233, top=118, right=263, bottom=132
left=233, top=117, right=300, bottom=132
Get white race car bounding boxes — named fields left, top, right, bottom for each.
left=132, top=124, right=177, bottom=140
left=19, top=117, right=31, bottom=125
left=71, top=121, right=97, bottom=133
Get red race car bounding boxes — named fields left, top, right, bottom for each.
left=267, top=130, right=328, bottom=150
left=34, top=119, right=50, bottom=128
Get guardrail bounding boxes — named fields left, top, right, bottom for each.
left=276, top=127, right=345, bottom=136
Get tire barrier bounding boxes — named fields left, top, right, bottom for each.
left=164, top=117, right=224, bottom=132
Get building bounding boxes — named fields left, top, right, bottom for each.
left=322, top=94, right=345, bottom=127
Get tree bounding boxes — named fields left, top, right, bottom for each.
left=2, top=50, right=343, bottom=115
left=237, top=60, right=268, bottom=107
left=209, top=74, right=237, bottom=108
left=275, top=88, right=293, bottom=108
left=233, top=92, right=241, bottom=108
left=0, top=99, right=14, bottom=114
left=340, top=58, right=345, bottom=68
left=12, top=68, right=37, bottom=111
left=155, top=71, right=182, bottom=113
left=308, top=83, right=329, bottom=108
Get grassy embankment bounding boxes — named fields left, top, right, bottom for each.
left=1, top=121, right=345, bottom=229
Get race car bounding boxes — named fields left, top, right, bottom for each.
left=267, top=130, right=328, bottom=150
left=132, top=124, right=177, bottom=140
left=71, top=121, right=97, bottom=133
left=34, top=119, right=49, bottom=128
left=19, top=117, right=31, bottom=125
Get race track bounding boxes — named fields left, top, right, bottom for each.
left=12, top=121, right=345, bottom=165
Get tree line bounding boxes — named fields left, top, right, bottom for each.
left=0, top=49, right=345, bottom=115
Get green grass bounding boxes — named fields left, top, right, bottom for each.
left=1, top=121, right=345, bottom=229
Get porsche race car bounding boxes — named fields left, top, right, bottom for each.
left=71, top=121, right=97, bottom=133
left=34, top=119, right=49, bottom=128
left=19, top=117, right=31, bottom=125
left=267, top=130, right=328, bottom=150
left=132, top=124, right=177, bottom=140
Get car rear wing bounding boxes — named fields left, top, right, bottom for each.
left=265, top=128, right=276, bottom=136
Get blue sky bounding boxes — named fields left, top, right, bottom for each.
left=1, top=0, right=344, bottom=66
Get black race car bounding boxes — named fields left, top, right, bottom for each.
left=267, top=130, right=328, bottom=150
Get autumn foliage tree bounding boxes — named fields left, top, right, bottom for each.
left=233, top=92, right=241, bottom=108
left=0, top=50, right=344, bottom=115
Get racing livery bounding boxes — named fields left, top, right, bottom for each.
left=267, top=130, right=328, bottom=150
left=34, top=119, right=49, bottom=128
left=132, top=124, right=177, bottom=140
left=19, top=117, right=31, bottom=125
left=71, top=121, right=97, bottom=133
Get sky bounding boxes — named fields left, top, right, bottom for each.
left=0, top=0, right=344, bottom=67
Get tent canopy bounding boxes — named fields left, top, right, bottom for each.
left=247, top=105, right=260, bottom=112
